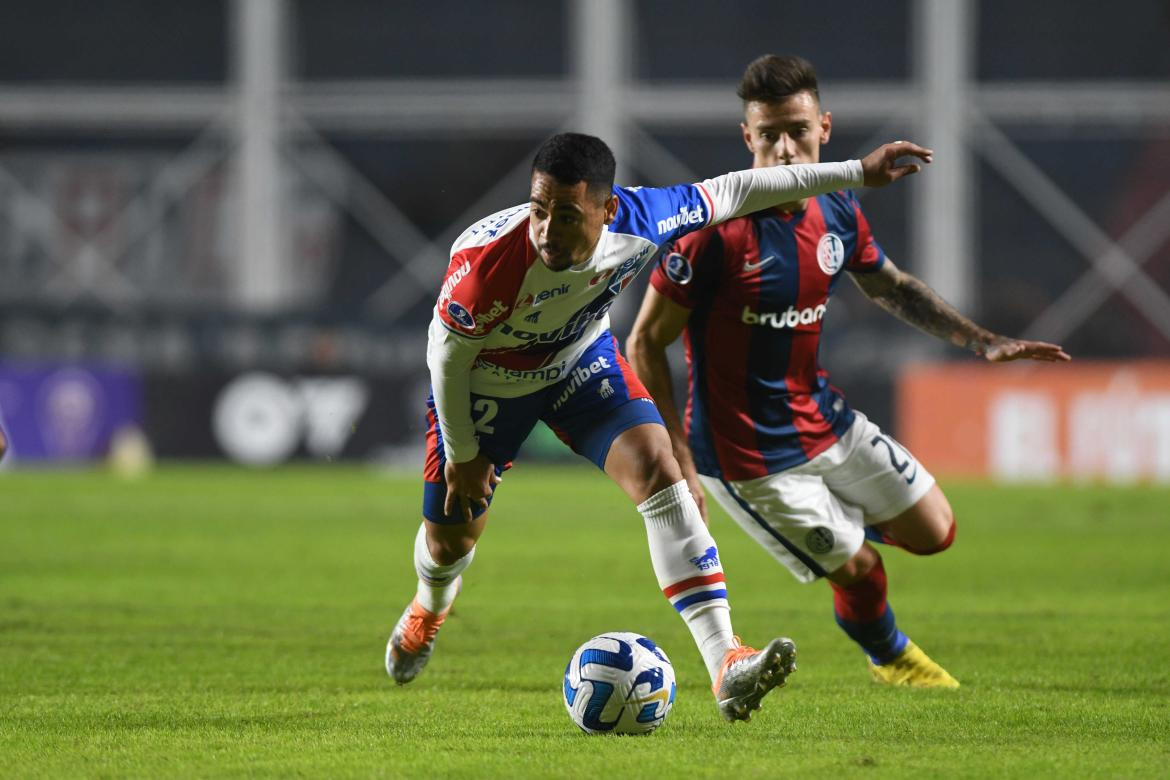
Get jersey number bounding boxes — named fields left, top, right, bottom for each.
left=870, top=434, right=918, bottom=484
left=473, top=399, right=499, bottom=434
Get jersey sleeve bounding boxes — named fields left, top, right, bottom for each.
left=845, top=191, right=887, bottom=274
left=648, top=227, right=725, bottom=310
left=435, top=240, right=526, bottom=338
left=610, top=183, right=715, bottom=247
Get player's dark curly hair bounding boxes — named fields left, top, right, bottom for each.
left=532, top=132, right=616, bottom=201
left=737, top=54, right=820, bottom=104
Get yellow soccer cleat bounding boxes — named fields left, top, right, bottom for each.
left=869, top=641, right=960, bottom=689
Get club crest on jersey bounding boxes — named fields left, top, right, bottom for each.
left=664, top=252, right=692, bottom=285
left=817, top=233, right=845, bottom=275
left=805, top=526, right=835, bottom=555
left=446, top=301, right=475, bottom=331
left=607, top=245, right=654, bottom=295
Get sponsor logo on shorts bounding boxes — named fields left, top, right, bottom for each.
left=550, top=356, right=612, bottom=411
left=817, top=233, right=845, bottom=275
left=741, top=303, right=827, bottom=329
left=664, top=252, right=692, bottom=285
left=805, top=527, right=835, bottom=555
left=446, top=301, right=475, bottom=331
left=689, top=545, right=720, bottom=571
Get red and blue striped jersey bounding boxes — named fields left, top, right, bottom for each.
left=648, top=190, right=885, bottom=481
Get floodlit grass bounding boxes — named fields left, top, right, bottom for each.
left=1, top=465, right=1167, bottom=777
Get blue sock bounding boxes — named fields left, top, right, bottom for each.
left=831, top=557, right=908, bottom=665
left=835, top=604, right=909, bottom=665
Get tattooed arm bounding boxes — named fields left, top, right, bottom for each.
left=851, top=258, right=1070, bottom=363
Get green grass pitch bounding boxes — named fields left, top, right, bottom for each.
left=2, top=465, right=1167, bottom=777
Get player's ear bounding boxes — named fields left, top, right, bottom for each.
left=820, top=111, right=832, bottom=145
left=603, top=194, right=618, bottom=225
left=740, top=122, right=754, bottom=153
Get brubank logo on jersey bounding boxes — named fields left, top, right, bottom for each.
left=438, top=259, right=471, bottom=304
left=741, top=303, right=828, bottom=329
left=656, top=205, right=705, bottom=236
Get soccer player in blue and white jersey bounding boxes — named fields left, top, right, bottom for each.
left=628, top=55, right=1070, bottom=689
left=387, top=131, right=933, bottom=721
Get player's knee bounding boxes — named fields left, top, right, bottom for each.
left=909, top=514, right=956, bottom=556
left=615, top=433, right=681, bottom=502
left=427, top=534, right=475, bottom=565
left=0, top=430, right=6, bottom=462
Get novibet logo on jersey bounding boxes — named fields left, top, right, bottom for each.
left=741, top=303, right=827, bottom=329
left=656, top=205, right=704, bottom=235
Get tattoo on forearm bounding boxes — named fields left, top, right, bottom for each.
left=874, top=274, right=991, bottom=352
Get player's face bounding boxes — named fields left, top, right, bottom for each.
left=741, top=91, right=832, bottom=169
left=529, top=172, right=618, bottom=271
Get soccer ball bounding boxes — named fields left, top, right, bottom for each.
left=562, top=632, right=676, bottom=735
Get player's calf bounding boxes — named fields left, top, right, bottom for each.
left=386, top=524, right=476, bottom=684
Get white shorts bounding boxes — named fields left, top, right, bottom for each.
left=699, top=411, right=935, bottom=584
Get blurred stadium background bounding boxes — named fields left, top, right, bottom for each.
left=2, top=0, right=1169, bottom=481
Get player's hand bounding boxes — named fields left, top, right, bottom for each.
left=860, top=141, right=933, bottom=187
left=982, top=336, right=1071, bottom=363
left=443, top=453, right=501, bottom=523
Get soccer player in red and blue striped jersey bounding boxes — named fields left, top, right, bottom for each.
left=628, top=55, right=1070, bottom=688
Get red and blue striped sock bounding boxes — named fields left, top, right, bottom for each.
left=831, top=556, right=908, bottom=665
left=639, top=480, right=734, bottom=682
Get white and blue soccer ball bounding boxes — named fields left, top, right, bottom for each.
left=563, top=632, right=676, bottom=735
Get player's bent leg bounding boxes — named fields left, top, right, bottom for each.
left=387, top=515, right=488, bottom=685
left=827, top=544, right=958, bottom=689
left=871, top=484, right=955, bottom=555
left=605, top=424, right=795, bottom=721
left=602, top=421, right=683, bottom=502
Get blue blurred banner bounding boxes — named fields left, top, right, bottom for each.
left=0, top=363, right=142, bottom=462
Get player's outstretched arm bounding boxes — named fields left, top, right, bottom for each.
left=859, top=141, right=933, bottom=187
left=852, top=257, right=1071, bottom=363
left=626, top=289, right=708, bottom=521
left=697, top=141, right=932, bottom=229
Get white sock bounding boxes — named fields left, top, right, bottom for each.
left=638, top=480, right=736, bottom=683
left=413, top=523, right=475, bottom=615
